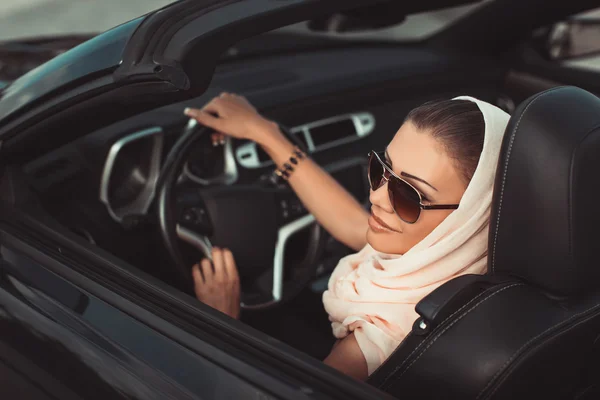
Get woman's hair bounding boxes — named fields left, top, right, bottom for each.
left=405, top=99, right=485, bottom=184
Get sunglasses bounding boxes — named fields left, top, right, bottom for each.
left=367, top=151, right=459, bottom=224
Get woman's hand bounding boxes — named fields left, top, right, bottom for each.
left=192, top=247, right=241, bottom=319
left=184, top=92, right=279, bottom=145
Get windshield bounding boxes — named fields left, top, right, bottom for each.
left=0, top=0, right=487, bottom=42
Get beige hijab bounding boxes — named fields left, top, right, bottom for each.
left=322, top=96, right=510, bottom=374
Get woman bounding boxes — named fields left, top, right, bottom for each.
left=183, top=93, right=510, bottom=381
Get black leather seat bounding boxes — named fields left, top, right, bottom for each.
left=368, top=86, right=600, bottom=399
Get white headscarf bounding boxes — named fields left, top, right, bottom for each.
left=322, top=96, right=510, bottom=374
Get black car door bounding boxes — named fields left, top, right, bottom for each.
left=0, top=208, right=284, bottom=399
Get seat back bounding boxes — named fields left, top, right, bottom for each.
left=369, top=87, right=600, bottom=399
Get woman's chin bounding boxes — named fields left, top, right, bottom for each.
left=366, top=229, right=405, bottom=255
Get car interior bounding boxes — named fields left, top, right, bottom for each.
left=1, top=0, right=600, bottom=397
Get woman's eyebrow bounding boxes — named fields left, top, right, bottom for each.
left=385, top=149, right=438, bottom=192
left=400, top=172, right=438, bottom=192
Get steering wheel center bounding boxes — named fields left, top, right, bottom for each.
left=177, top=186, right=280, bottom=278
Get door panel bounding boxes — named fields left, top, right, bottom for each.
left=0, top=239, right=276, bottom=399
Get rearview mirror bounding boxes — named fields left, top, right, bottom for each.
left=545, top=18, right=600, bottom=60
left=307, top=0, right=481, bottom=33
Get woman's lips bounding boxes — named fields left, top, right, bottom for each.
left=368, top=213, right=397, bottom=233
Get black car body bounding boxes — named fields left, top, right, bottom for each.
left=0, top=0, right=599, bottom=398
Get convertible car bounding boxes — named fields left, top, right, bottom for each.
left=0, top=0, right=599, bottom=399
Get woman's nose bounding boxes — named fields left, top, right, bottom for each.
left=369, top=180, right=394, bottom=212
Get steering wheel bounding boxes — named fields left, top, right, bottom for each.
left=155, top=119, right=325, bottom=310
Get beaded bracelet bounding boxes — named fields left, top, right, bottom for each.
left=274, top=147, right=306, bottom=180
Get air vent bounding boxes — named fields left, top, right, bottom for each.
left=256, top=146, right=271, bottom=163
left=306, top=113, right=374, bottom=151
left=235, top=131, right=309, bottom=168
left=235, top=112, right=375, bottom=169
left=310, top=118, right=356, bottom=147
left=99, top=127, right=164, bottom=223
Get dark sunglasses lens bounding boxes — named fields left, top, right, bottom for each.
left=368, top=153, right=384, bottom=190
left=389, top=178, right=421, bottom=223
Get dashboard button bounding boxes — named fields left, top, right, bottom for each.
left=180, top=207, right=212, bottom=234
left=182, top=209, right=196, bottom=223
left=277, top=192, right=307, bottom=223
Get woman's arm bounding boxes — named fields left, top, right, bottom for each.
left=258, top=124, right=369, bottom=251
left=324, top=333, right=369, bottom=381
left=184, top=94, right=369, bottom=251
left=192, top=247, right=369, bottom=382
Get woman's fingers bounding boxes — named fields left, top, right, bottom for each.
left=222, top=249, right=239, bottom=285
left=185, top=97, right=228, bottom=143
left=200, top=258, right=213, bottom=283
left=191, top=263, right=204, bottom=285
left=192, top=247, right=241, bottom=320
left=184, top=107, right=224, bottom=132
left=201, top=97, right=224, bottom=114
left=223, top=249, right=240, bottom=312
left=183, top=91, right=268, bottom=144
left=195, top=248, right=238, bottom=286
left=211, top=247, right=226, bottom=281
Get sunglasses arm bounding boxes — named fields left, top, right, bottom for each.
left=420, top=204, right=460, bottom=210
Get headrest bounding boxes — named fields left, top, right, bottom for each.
left=489, top=86, right=600, bottom=296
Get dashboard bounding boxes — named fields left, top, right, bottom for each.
left=98, top=111, right=376, bottom=225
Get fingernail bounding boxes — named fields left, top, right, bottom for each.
left=184, top=107, right=192, bottom=115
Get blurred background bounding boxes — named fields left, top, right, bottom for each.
left=0, top=0, right=172, bottom=40
left=0, top=0, right=598, bottom=75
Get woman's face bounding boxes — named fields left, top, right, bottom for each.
left=366, top=121, right=468, bottom=255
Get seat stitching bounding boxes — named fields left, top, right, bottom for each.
left=565, top=121, right=600, bottom=278
left=491, top=87, right=565, bottom=273
left=479, top=302, right=600, bottom=400
left=377, top=282, right=510, bottom=387
left=384, top=283, right=524, bottom=389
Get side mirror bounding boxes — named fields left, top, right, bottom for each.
left=545, top=17, right=600, bottom=60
